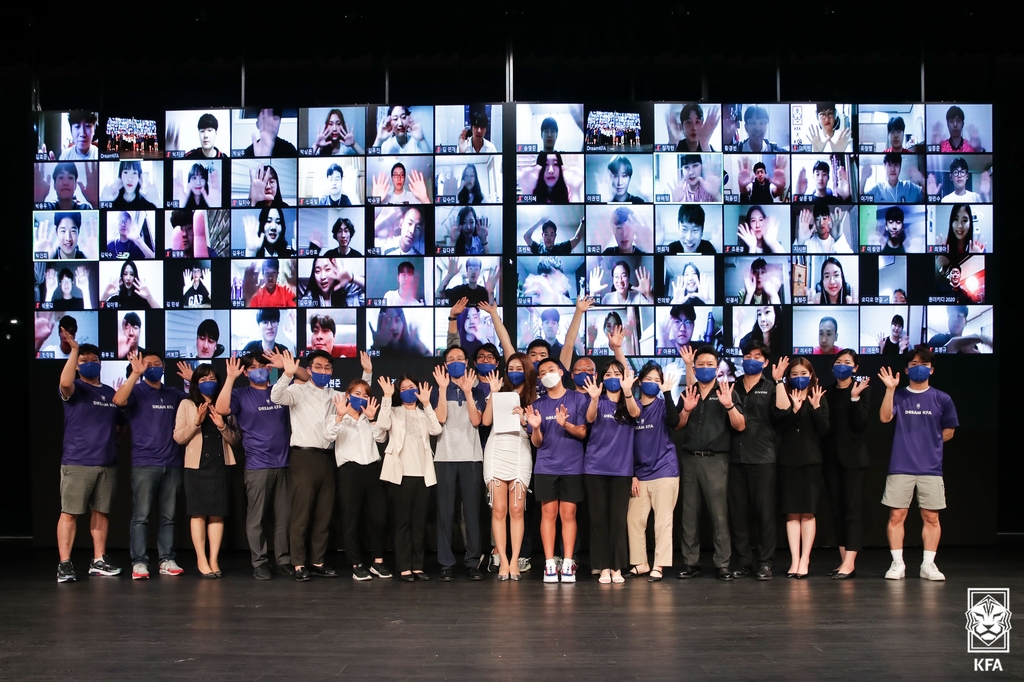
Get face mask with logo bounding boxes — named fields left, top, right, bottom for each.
left=399, top=388, right=419, bottom=404
left=789, top=375, right=811, bottom=391
left=475, top=362, right=497, bottom=376
left=832, top=364, right=854, bottom=381
left=908, top=365, right=931, bottom=383
left=143, top=367, right=164, bottom=382
left=573, top=372, right=591, bottom=387
left=247, top=367, right=270, bottom=384
left=447, top=361, right=466, bottom=378
left=603, top=377, right=622, bottom=392
left=508, top=371, right=526, bottom=386
left=78, top=361, right=101, bottom=379
left=693, top=367, right=718, bottom=384
left=640, top=381, right=661, bottom=396
left=348, top=395, right=368, bottom=413
left=198, top=380, right=218, bottom=396
left=540, top=372, right=562, bottom=389
left=742, top=359, right=764, bottom=377
left=310, top=371, right=332, bottom=388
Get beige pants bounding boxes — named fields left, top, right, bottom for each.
left=627, top=477, right=680, bottom=568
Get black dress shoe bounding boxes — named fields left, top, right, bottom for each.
left=755, top=565, right=773, bottom=581
left=795, top=572, right=809, bottom=579
left=271, top=563, right=293, bottom=577
left=832, top=570, right=857, bottom=580
left=829, top=568, right=841, bottom=577
left=786, top=572, right=799, bottom=579
left=413, top=571, right=431, bottom=581
left=400, top=573, right=416, bottom=582
left=677, top=565, right=702, bottom=579
left=439, top=567, right=454, bottom=582
left=731, top=566, right=751, bottom=579
left=294, top=566, right=311, bottom=582
left=716, top=568, right=734, bottom=581
left=467, top=567, right=484, bottom=581
left=310, top=564, right=338, bottom=578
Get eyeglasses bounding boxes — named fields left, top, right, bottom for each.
left=475, top=353, right=496, bottom=363
left=951, top=169, right=968, bottom=178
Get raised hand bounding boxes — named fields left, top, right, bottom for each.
left=717, top=379, right=735, bottom=408
left=34, top=219, right=53, bottom=255
left=409, top=170, right=430, bottom=204
left=209, top=408, right=225, bottom=429
left=772, top=356, right=790, bottom=381
left=661, top=367, right=681, bottom=392
left=878, top=366, right=900, bottom=389
left=455, top=368, right=477, bottom=394
left=378, top=375, right=395, bottom=397
left=737, top=156, right=753, bottom=188
left=806, top=124, right=827, bottom=153
left=525, top=405, right=543, bottom=430
left=633, top=266, right=652, bottom=302
left=486, top=371, right=503, bottom=394
left=790, top=391, right=805, bottom=413
left=280, top=348, right=299, bottom=377
left=797, top=208, right=815, bottom=243
left=356, top=350, right=371, bottom=375
left=620, top=367, right=636, bottom=394
left=477, top=299, right=500, bottom=320
left=417, top=381, right=432, bottom=406
left=314, top=123, right=331, bottom=150
left=836, top=166, right=851, bottom=199
left=679, top=344, right=695, bottom=366
left=242, top=214, right=262, bottom=255
left=554, top=404, right=569, bottom=427
left=225, top=357, right=244, bottom=379
left=681, top=385, right=699, bottom=412
left=477, top=216, right=490, bottom=241
left=332, top=392, right=349, bottom=417
left=698, top=105, right=721, bottom=150
left=34, top=313, right=55, bottom=351
left=588, top=266, right=608, bottom=296
left=979, top=170, right=991, bottom=199
left=44, top=268, right=58, bottom=300
left=833, top=120, right=853, bottom=151
left=128, top=350, right=146, bottom=377
left=796, top=167, right=808, bottom=196
left=176, top=361, right=192, bottom=382
left=262, top=348, right=286, bottom=369
left=771, top=155, right=789, bottom=194
left=926, top=173, right=940, bottom=197
left=362, top=396, right=379, bottom=419
left=195, top=401, right=209, bottom=426
left=736, top=222, right=757, bottom=251
left=60, top=326, right=79, bottom=353
left=34, top=164, right=52, bottom=203
left=432, top=365, right=450, bottom=389
left=371, top=172, right=390, bottom=199
left=876, top=331, right=887, bottom=351
left=851, top=377, right=870, bottom=398
left=575, top=294, right=594, bottom=314
left=409, top=115, right=424, bottom=141
left=248, top=164, right=268, bottom=204
left=808, top=385, right=825, bottom=409
left=665, top=108, right=684, bottom=146
left=583, top=376, right=602, bottom=399
left=608, top=324, right=624, bottom=351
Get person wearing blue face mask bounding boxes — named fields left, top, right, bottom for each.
left=55, top=335, right=122, bottom=583
left=271, top=349, right=372, bottom=582
left=216, top=353, right=293, bottom=580
left=821, top=350, right=871, bottom=580
left=727, top=341, right=787, bottom=581
left=376, top=374, right=443, bottom=581
left=878, top=346, right=958, bottom=582
left=430, top=346, right=487, bottom=581
left=773, top=357, right=829, bottom=579
left=583, top=361, right=640, bottom=584
left=113, top=350, right=188, bottom=580
left=676, top=345, right=745, bottom=581
left=174, top=363, right=240, bottom=578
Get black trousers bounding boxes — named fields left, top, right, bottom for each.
left=390, top=477, right=429, bottom=572
left=337, top=460, right=388, bottom=565
left=727, top=462, right=777, bottom=569
left=435, top=461, right=484, bottom=569
left=584, top=474, right=631, bottom=572
left=823, top=461, right=868, bottom=553
left=289, top=448, right=336, bottom=567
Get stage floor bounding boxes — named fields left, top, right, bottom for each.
left=1, top=545, right=1021, bottom=680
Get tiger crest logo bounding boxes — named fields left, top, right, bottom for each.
left=966, top=589, right=1012, bottom=653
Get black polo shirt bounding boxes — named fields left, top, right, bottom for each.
left=679, top=382, right=743, bottom=455
left=730, top=375, right=777, bottom=465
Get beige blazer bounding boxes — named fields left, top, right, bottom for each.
left=373, top=396, right=441, bottom=486
left=174, top=400, right=241, bottom=469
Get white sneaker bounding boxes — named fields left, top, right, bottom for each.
left=543, top=561, right=559, bottom=583
left=159, top=559, right=185, bottom=576
left=560, top=558, right=577, bottom=583
left=920, top=562, right=946, bottom=581
left=885, top=561, right=906, bottom=580
left=518, top=557, right=532, bottom=572
left=131, top=563, right=149, bottom=580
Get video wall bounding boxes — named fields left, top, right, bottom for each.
left=31, top=101, right=993, bottom=383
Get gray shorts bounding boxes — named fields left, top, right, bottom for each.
left=60, top=465, right=117, bottom=515
left=881, top=474, right=946, bottom=511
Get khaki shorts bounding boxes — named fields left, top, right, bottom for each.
left=881, top=474, right=946, bottom=511
left=60, top=465, right=117, bottom=515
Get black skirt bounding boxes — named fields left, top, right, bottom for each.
left=184, top=468, right=230, bottom=517
left=778, top=464, right=823, bottom=515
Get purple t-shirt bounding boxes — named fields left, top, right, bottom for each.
left=584, top=395, right=635, bottom=476
left=529, top=390, right=588, bottom=476
left=230, top=386, right=291, bottom=470
left=61, top=380, right=119, bottom=467
left=634, top=397, right=680, bottom=481
left=123, top=382, right=186, bottom=467
left=889, top=387, right=958, bottom=476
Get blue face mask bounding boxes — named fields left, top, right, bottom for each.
left=742, top=359, right=764, bottom=377
left=310, top=371, right=332, bottom=388
left=640, top=381, right=661, bottom=397
left=348, top=395, right=368, bottom=413
left=908, top=365, right=931, bottom=383
left=78, top=361, right=101, bottom=379
left=475, top=362, right=497, bottom=377
left=790, top=375, right=811, bottom=391
left=603, top=377, right=622, bottom=392
left=247, top=367, right=270, bottom=384
left=508, top=371, right=526, bottom=386
left=399, top=388, right=419, bottom=404
left=532, top=361, right=540, bottom=371
left=198, top=380, right=218, bottom=396
left=143, top=367, right=164, bottom=382
left=833, top=364, right=854, bottom=381
left=694, top=367, right=718, bottom=384
left=447, top=361, right=466, bottom=378
left=573, top=372, right=591, bottom=387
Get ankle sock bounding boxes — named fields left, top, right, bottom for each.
left=890, top=549, right=903, bottom=563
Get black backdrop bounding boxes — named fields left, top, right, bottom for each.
left=2, top=4, right=1013, bottom=547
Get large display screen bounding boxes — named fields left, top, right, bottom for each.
left=31, top=102, right=994, bottom=378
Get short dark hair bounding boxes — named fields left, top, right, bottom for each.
left=470, top=111, right=489, bottom=129
left=681, top=154, right=702, bottom=166
left=262, top=258, right=280, bottom=272
left=812, top=160, right=830, bottom=175
left=397, top=261, right=415, bottom=274
left=891, top=314, right=905, bottom=327
left=197, top=113, right=219, bottom=130
left=751, top=257, right=768, bottom=272
left=693, top=344, right=719, bottom=365
left=677, top=204, right=706, bottom=228
left=813, top=199, right=831, bottom=219
left=820, top=316, right=838, bottom=332
left=743, top=105, right=768, bottom=123
left=541, top=220, right=557, bottom=233
left=52, top=162, right=78, bottom=180
left=887, top=116, right=905, bottom=132
left=391, top=162, right=406, bottom=176
left=58, top=267, right=73, bottom=283
left=883, top=152, right=902, bottom=166
left=948, top=264, right=961, bottom=273
left=949, top=157, right=969, bottom=174
left=607, top=155, right=633, bottom=177
left=305, top=349, right=333, bottom=367
left=54, top=212, right=81, bottom=231
left=741, top=339, right=771, bottom=362
left=170, top=209, right=193, bottom=227
left=309, top=313, right=335, bottom=335
left=78, top=343, right=101, bottom=358
left=527, top=339, right=551, bottom=354
left=816, top=103, right=836, bottom=114
left=140, top=349, right=162, bottom=362
left=835, top=348, right=859, bottom=365
left=681, top=103, right=704, bottom=122
left=326, top=163, right=343, bottom=178
left=58, top=315, right=78, bottom=334
left=535, top=257, right=563, bottom=275
left=540, top=309, right=560, bottom=322
left=444, top=345, right=466, bottom=362
left=669, top=304, right=696, bottom=322
left=331, top=217, right=355, bottom=239
left=540, top=117, right=558, bottom=133
left=537, top=357, right=560, bottom=372
left=907, top=344, right=934, bottom=365
left=241, top=352, right=266, bottom=369
left=123, top=312, right=141, bottom=328
left=949, top=305, right=969, bottom=317
left=256, top=308, right=280, bottom=323
left=885, top=206, right=905, bottom=223
left=945, top=105, right=965, bottom=122
left=196, top=318, right=220, bottom=341
left=474, top=343, right=501, bottom=365
left=753, top=161, right=766, bottom=173
left=68, top=110, right=97, bottom=125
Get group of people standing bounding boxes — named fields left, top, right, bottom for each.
left=53, top=295, right=957, bottom=586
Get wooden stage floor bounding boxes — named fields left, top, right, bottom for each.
left=1, top=545, right=1022, bottom=681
